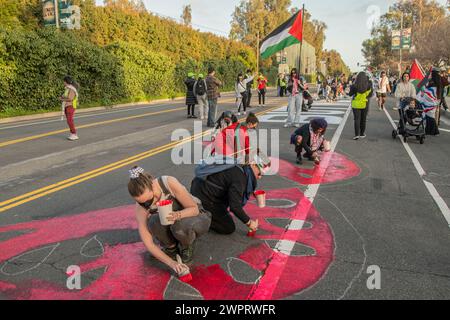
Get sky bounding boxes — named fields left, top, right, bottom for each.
left=94, top=0, right=448, bottom=71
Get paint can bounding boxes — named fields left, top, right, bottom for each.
left=255, top=190, right=266, bottom=208
left=157, top=200, right=174, bottom=226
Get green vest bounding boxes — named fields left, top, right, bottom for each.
left=351, top=90, right=371, bottom=109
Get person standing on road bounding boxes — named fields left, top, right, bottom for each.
left=185, top=72, right=198, bottom=119
left=349, top=71, right=373, bottom=140
left=128, top=166, right=212, bottom=267
left=279, top=73, right=287, bottom=97
left=257, top=75, right=268, bottom=107
left=206, top=67, right=223, bottom=128
left=244, top=69, right=254, bottom=110
left=376, top=71, right=391, bottom=110
left=235, top=73, right=254, bottom=116
left=439, top=67, right=449, bottom=113
left=194, top=73, right=208, bottom=121
left=284, top=68, right=305, bottom=128
left=60, top=76, right=79, bottom=141
left=395, top=72, right=416, bottom=109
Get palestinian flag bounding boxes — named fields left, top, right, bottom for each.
left=260, top=10, right=303, bottom=59
left=409, top=59, right=427, bottom=91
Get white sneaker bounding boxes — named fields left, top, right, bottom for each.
left=67, top=134, right=79, bottom=141
left=284, top=123, right=291, bottom=128
left=360, top=135, right=367, bottom=139
left=353, top=136, right=360, bottom=140
left=294, top=124, right=301, bottom=128
left=237, top=112, right=241, bottom=116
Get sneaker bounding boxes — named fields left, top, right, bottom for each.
left=296, top=158, right=303, bottom=165
left=284, top=123, right=291, bottom=128
left=180, top=244, right=194, bottom=264
left=67, top=134, right=79, bottom=141
left=360, top=135, right=367, bottom=139
left=294, top=124, right=301, bottom=128
left=163, top=246, right=179, bottom=260
left=237, top=112, right=241, bottom=116
left=353, top=136, right=360, bottom=140
left=191, top=115, right=198, bottom=119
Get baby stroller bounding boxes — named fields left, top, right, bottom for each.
left=392, top=97, right=426, bottom=144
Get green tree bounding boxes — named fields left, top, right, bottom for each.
left=362, top=0, right=448, bottom=69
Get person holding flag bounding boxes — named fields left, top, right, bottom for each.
left=416, top=68, right=442, bottom=136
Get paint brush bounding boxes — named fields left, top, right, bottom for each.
left=176, top=254, right=192, bottom=283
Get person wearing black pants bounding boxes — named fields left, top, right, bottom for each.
left=185, top=72, right=198, bottom=118
left=348, top=72, right=373, bottom=140
left=244, top=70, right=254, bottom=109
left=190, top=165, right=261, bottom=235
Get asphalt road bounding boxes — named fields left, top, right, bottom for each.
left=0, top=90, right=449, bottom=300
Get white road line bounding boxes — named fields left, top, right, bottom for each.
left=384, top=109, right=450, bottom=228
left=440, top=128, right=450, bottom=133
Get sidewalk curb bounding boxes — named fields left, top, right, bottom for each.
left=0, top=90, right=236, bottom=124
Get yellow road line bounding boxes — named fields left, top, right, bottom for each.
left=0, top=97, right=239, bottom=148
left=0, top=107, right=186, bottom=148
left=0, top=106, right=280, bottom=213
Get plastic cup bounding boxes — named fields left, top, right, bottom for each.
left=254, top=191, right=266, bottom=208
left=157, top=200, right=174, bottom=226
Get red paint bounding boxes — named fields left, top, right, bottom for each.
left=0, top=153, right=360, bottom=300
left=157, top=200, right=172, bottom=207
left=179, top=273, right=193, bottom=283
left=274, top=152, right=360, bottom=185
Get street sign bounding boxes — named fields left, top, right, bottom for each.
left=42, top=0, right=81, bottom=29
left=401, top=28, right=412, bottom=50
left=392, top=30, right=401, bottom=50
left=42, top=0, right=57, bottom=27
left=59, top=0, right=81, bottom=30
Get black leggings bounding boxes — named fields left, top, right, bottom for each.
left=258, top=89, right=266, bottom=105
left=190, top=178, right=236, bottom=235
left=187, top=104, right=195, bottom=116
left=352, top=107, right=368, bottom=136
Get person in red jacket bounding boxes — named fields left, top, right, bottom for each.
left=212, top=113, right=260, bottom=164
left=257, top=75, right=268, bottom=107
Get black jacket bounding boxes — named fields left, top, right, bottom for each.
left=185, top=78, right=198, bottom=105
left=348, top=81, right=374, bottom=98
left=290, top=124, right=323, bottom=155
left=191, top=166, right=251, bottom=224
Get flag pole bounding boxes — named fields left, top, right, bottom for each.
left=298, top=4, right=305, bottom=74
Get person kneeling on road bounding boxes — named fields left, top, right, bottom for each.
left=190, top=157, right=265, bottom=235
left=290, top=118, right=331, bottom=165
left=128, top=166, right=212, bottom=271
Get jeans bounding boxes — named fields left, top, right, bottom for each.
left=207, top=98, right=218, bottom=127
left=258, top=89, right=266, bottom=105
left=196, top=94, right=209, bottom=119
left=352, top=108, right=368, bottom=137
left=286, top=94, right=303, bottom=126
left=148, top=211, right=211, bottom=249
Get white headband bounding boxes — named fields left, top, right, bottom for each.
left=129, top=167, right=145, bottom=179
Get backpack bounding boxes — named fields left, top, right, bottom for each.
left=352, top=90, right=371, bottom=109
left=195, top=80, right=207, bottom=96
left=195, top=156, right=244, bottom=190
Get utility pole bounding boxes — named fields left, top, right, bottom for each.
left=256, top=30, right=260, bottom=74
left=399, top=12, right=404, bottom=78
left=54, top=0, right=60, bottom=29
left=298, top=4, right=305, bottom=74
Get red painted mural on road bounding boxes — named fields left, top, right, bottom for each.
left=0, top=152, right=360, bottom=300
